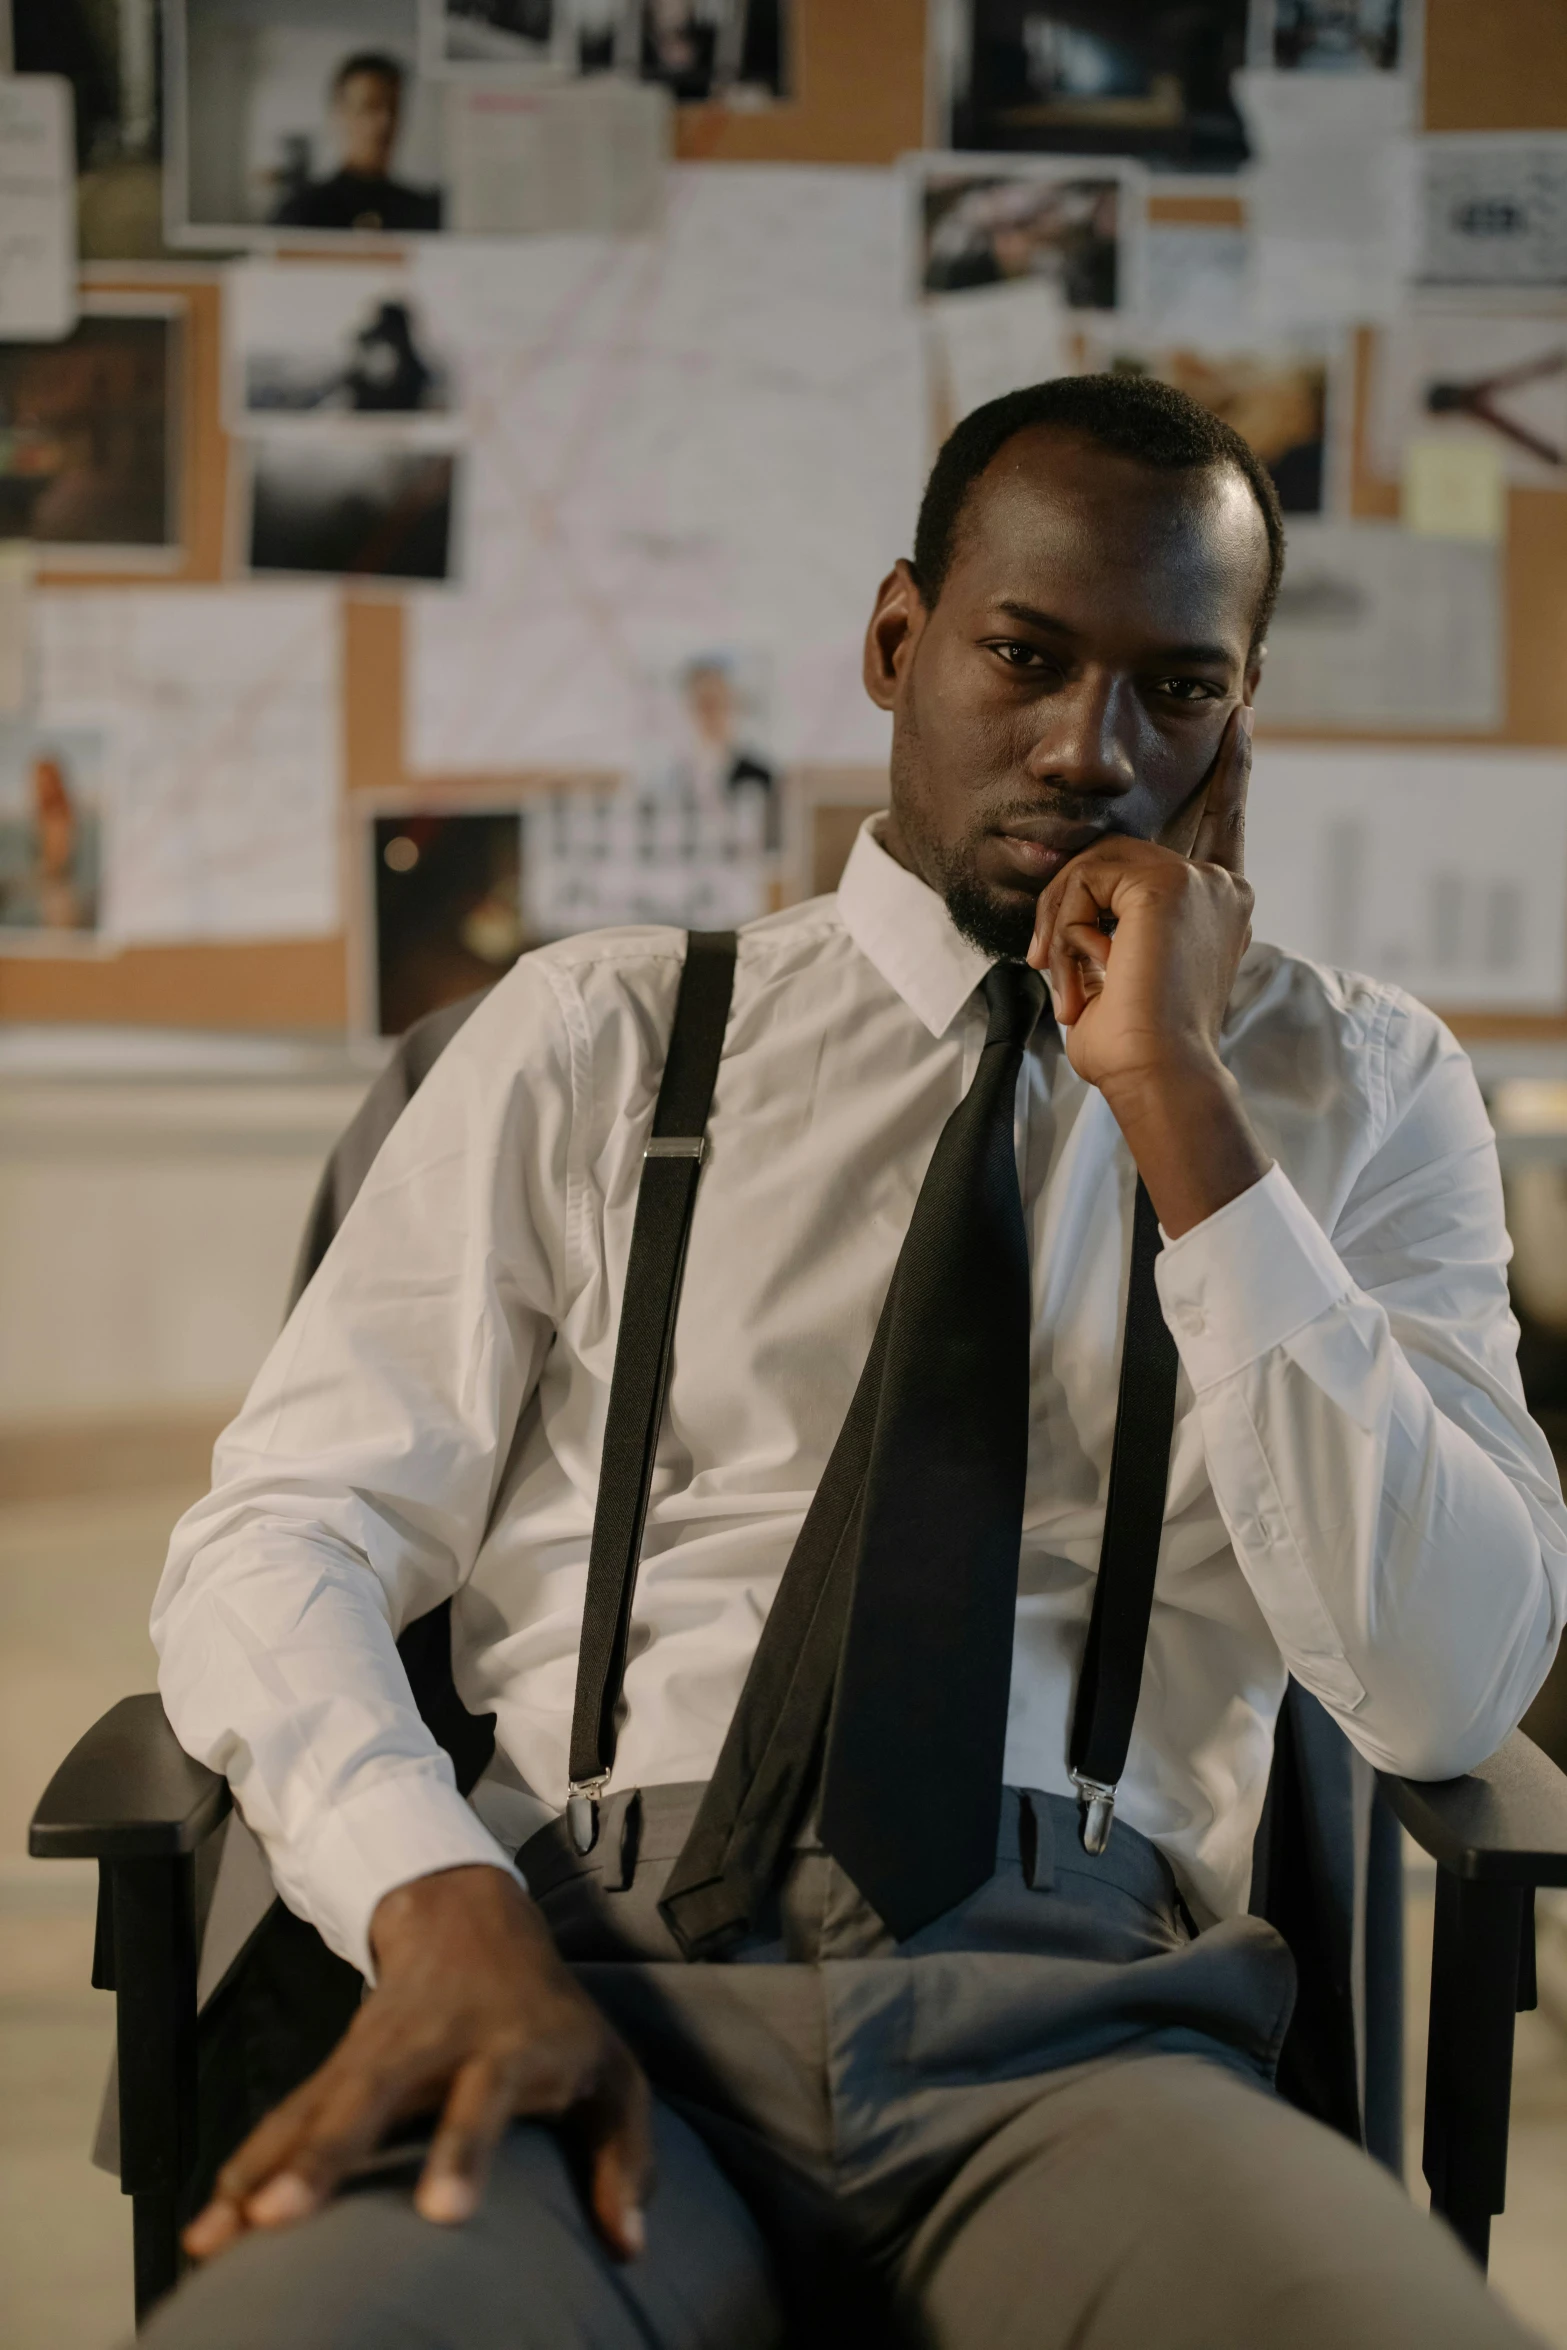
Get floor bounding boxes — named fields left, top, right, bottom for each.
left=3, top=1472, right=1567, bottom=2348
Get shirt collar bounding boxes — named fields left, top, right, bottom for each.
left=836, top=816, right=994, bottom=1039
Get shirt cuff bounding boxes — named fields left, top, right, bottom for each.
left=287, top=1763, right=525, bottom=1979
left=1154, top=1162, right=1352, bottom=1393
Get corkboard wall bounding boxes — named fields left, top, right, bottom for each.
left=5, top=0, right=1567, bottom=1034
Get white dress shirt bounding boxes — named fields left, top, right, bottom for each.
left=155, top=821, right=1567, bottom=1975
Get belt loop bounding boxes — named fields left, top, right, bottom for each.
left=599, top=1789, right=642, bottom=1893
left=1018, top=1789, right=1055, bottom=1891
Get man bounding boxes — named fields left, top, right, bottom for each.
left=271, top=53, right=441, bottom=235
left=142, top=377, right=1565, bottom=2348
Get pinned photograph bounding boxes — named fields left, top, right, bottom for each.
left=170, top=0, right=446, bottom=244
left=11, top=0, right=164, bottom=264
left=364, top=802, right=529, bottom=1034
left=423, top=0, right=788, bottom=101
left=1371, top=311, right=1567, bottom=488
left=245, top=437, right=461, bottom=581
left=0, top=304, right=181, bottom=559
left=946, top=1, right=1250, bottom=174
left=912, top=158, right=1140, bottom=310
left=522, top=649, right=780, bottom=937
left=0, top=724, right=107, bottom=951
left=1078, top=334, right=1333, bottom=511
left=1258, top=0, right=1407, bottom=73
left=425, top=0, right=572, bottom=72
left=634, top=1, right=788, bottom=105
left=226, top=264, right=456, bottom=425
left=1419, top=134, right=1567, bottom=290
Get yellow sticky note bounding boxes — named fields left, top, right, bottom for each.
left=1402, top=435, right=1506, bottom=542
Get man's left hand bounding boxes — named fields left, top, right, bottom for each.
left=1026, top=705, right=1272, bottom=1238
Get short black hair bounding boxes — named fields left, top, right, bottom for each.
left=333, top=50, right=405, bottom=97
left=911, top=374, right=1286, bottom=649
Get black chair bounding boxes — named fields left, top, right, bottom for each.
left=29, top=991, right=1567, bottom=2328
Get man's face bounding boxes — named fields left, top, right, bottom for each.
left=335, top=70, right=401, bottom=177
left=685, top=665, right=735, bottom=747
left=865, top=427, right=1268, bottom=957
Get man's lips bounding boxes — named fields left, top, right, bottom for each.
left=987, top=823, right=1112, bottom=882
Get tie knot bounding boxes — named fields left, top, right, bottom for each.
left=981, top=962, right=1045, bottom=1048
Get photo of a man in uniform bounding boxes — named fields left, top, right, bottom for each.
left=271, top=52, right=442, bottom=234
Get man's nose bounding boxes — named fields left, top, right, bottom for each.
left=1023, top=674, right=1137, bottom=799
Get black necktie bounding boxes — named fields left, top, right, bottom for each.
left=660, top=961, right=1044, bottom=1953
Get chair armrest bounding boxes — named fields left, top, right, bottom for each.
left=29, top=1692, right=232, bottom=1861
left=1380, top=1729, right=1567, bottom=1886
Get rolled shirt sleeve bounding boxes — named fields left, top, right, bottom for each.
left=151, top=964, right=574, bottom=1975
left=1157, top=1004, right=1567, bottom=1781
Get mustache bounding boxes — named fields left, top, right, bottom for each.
left=979, top=790, right=1128, bottom=831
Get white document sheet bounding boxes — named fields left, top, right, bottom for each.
left=408, top=168, right=925, bottom=774
left=1246, top=744, right=1567, bottom=1012
left=0, top=76, right=76, bottom=342
left=1233, top=68, right=1416, bottom=323
left=930, top=281, right=1070, bottom=425
left=1138, top=220, right=1253, bottom=346
left=1420, top=135, right=1567, bottom=288
left=444, top=77, right=670, bottom=236
left=1258, top=521, right=1501, bottom=730
left=32, top=588, right=341, bottom=943
left=1370, top=307, right=1567, bottom=487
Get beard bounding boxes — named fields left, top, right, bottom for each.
left=940, top=858, right=1038, bottom=962
left=890, top=723, right=1040, bottom=962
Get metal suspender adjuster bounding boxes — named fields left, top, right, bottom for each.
left=644, top=1137, right=706, bottom=1161
left=1070, top=1771, right=1118, bottom=1856
left=567, top=1775, right=609, bottom=1855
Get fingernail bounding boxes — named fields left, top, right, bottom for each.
left=418, top=2176, right=477, bottom=2225
left=247, top=2174, right=316, bottom=2228
left=1240, top=704, right=1255, bottom=736
left=622, top=2206, right=646, bottom=2257
left=183, top=2204, right=236, bottom=2257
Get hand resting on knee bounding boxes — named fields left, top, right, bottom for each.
left=182, top=1865, right=652, bottom=2267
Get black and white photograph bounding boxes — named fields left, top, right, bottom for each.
left=170, top=0, right=447, bottom=244
left=424, top=0, right=789, bottom=102
left=0, top=303, right=182, bottom=558
left=363, top=801, right=530, bottom=1034
left=913, top=158, right=1138, bottom=308
left=1260, top=0, right=1407, bottom=73
left=425, top=0, right=572, bottom=72
left=947, top=1, right=1250, bottom=173
left=522, top=648, right=781, bottom=937
left=1419, top=133, right=1567, bottom=289
left=245, top=437, right=461, bottom=581
left=636, top=0, right=788, bottom=105
left=226, top=264, right=456, bottom=426
left=0, top=723, right=107, bottom=951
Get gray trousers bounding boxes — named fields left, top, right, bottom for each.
left=139, top=1788, right=1539, bottom=2350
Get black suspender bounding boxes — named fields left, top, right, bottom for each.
left=1067, top=1177, right=1181, bottom=1852
left=565, top=930, right=737, bottom=1853
left=564, top=935, right=1178, bottom=1871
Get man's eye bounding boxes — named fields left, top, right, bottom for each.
left=1156, top=677, right=1222, bottom=702
left=990, top=640, right=1047, bottom=669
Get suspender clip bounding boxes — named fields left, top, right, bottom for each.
left=1071, top=1772, right=1118, bottom=1856
left=566, top=1776, right=609, bottom=1855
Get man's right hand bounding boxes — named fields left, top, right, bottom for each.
left=182, top=1864, right=652, bottom=2263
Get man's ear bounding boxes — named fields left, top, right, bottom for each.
left=1243, top=643, right=1265, bottom=704
left=862, top=559, right=927, bottom=713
